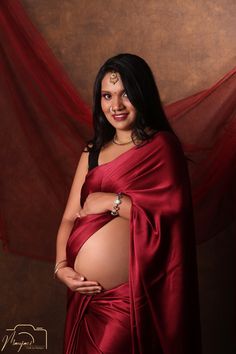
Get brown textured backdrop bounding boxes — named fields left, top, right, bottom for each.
left=1, top=0, right=235, bottom=353
left=21, top=0, right=236, bottom=104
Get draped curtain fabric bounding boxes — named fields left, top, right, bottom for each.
left=0, top=0, right=235, bottom=261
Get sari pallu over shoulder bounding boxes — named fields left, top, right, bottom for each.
left=65, top=131, right=201, bottom=354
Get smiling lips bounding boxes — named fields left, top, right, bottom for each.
left=112, top=113, right=129, bottom=121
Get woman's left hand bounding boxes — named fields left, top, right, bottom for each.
left=77, top=192, right=115, bottom=218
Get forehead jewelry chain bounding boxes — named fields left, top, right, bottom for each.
left=109, top=71, right=119, bottom=85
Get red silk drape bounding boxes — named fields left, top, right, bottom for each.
left=65, top=132, right=201, bottom=353
left=165, top=71, right=236, bottom=243
left=0, top=0, right=235, bottom=261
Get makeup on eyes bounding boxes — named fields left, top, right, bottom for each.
left=101, top=90, right=128, bottom=99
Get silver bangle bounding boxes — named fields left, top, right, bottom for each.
left=111, top=192, right=123, bottom=216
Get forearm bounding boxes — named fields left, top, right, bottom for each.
left=55, top=218, right=75, bottom=263
left=55, top=217, right=102, bottom=293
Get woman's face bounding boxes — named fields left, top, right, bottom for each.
left=101, top=72, right=137, bottom=132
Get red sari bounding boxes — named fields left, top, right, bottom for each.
left=64, top=131, right=202, bottom=354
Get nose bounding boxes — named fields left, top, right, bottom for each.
left=112, top=95, right=125, bottom=111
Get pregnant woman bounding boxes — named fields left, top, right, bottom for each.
left=55, top=53, right=201, bottom=354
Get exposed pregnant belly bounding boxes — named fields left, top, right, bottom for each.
left=74, top=216, right=130, bottom=290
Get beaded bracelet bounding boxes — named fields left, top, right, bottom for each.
left=111, top=192, right=123, bottom=216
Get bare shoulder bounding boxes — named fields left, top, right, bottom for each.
left=80, top=149, right=89, bottom=161
left=76, top=149, right=89, bottom=174
left=61, top=148, right=89, bottom=220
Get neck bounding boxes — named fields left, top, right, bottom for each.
left=115, top=130, right=133, bottom=142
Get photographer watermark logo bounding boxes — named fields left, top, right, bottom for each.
left=1, top=324, right=47, bottom=352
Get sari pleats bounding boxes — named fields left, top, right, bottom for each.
left=64, top=283, right=131, bottom=354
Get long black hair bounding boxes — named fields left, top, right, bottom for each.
left=86, top=53, right=173, bottom=151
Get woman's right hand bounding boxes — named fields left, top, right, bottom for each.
left=56, top=266, right=102, bottom=295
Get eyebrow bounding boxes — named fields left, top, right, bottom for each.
left=101, top=89, right=126, bottom=93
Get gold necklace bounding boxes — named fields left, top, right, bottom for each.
left=112, top=136, right=133, bottom=145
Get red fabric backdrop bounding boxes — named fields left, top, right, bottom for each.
left=0, top=0, right=235, bottom=261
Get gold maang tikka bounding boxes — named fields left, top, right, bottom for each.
left=109, top=71, right=119, bottom=84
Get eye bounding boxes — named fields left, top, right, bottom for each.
left=123, top=91, right=128, bottom=98
left=101, top=93, right=111, bottom=100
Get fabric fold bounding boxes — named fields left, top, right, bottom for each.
left=0, top=0, right=235, bottom=260
left=65, top=131, right=201, bottom=353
